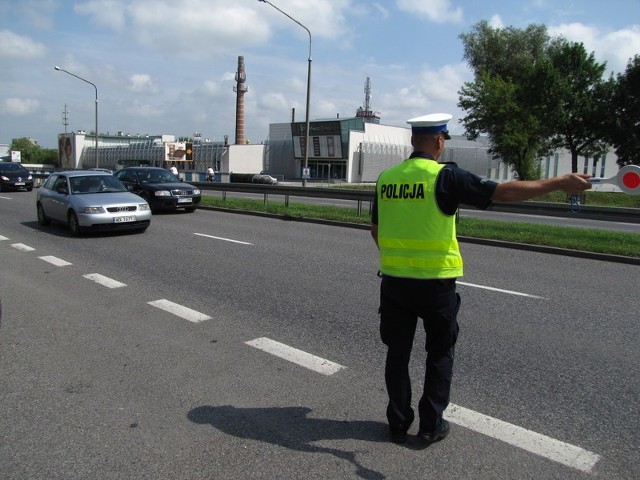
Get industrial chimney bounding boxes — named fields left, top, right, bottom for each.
left=234, top=56, right=248, bottom=144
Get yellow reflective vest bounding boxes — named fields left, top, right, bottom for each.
left=376, top=158, right=463, bottom=279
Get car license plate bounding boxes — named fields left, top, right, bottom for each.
left=15, top=182, right=25, bottom=186
left=177, top=197, right=192, bottom=203
left=114, top=216, right=136, bottom=223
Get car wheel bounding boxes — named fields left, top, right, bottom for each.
left=27, top=186, right=33, bottom=192
left=37, top=202, right=51, bottom=226
left=68, top=211, right=82, bottom=236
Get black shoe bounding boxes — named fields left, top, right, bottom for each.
left=389, top=428, right=408, bottom=444
left=417, top=419, right=450, bottom=443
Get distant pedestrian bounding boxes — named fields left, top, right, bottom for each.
left=206, top=167, right=215, bottom=182
left=169, top=165, right=178, bottom=176
left=371, top=112, right=592, bottom=445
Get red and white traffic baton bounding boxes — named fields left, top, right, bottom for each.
left=589, top=164, right=640, bottom=195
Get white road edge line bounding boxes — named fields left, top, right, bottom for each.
left=194, top=233, right=253, bottom=245
left=11, top=243, right=35, bottom=252
left=0, top=235, right=9, bottom=241
left=457, top=281, right=547, bottom=299
left=445, top=404, right=600, bottom=473
left=245, top=337, right=346, bottom=376
left=39, top=256, right=73, bottom=267
left=148, top=299, right=211, bottom=323
left=83, top=273, right=127, bottom=289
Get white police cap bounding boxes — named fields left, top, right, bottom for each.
left=407, top=113, right=452, bottom=139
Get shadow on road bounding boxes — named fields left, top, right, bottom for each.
left=187, top=405, right=390, bottom=479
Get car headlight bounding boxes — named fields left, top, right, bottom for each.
left=193, top=188, right=201, bottom=195
left=0, top=176, right=8, bottom=181
left=138, top=203, right=150, bottom=211
left=27, top=175, right=33, bottom=180
left=154, top=190, right=171, bottom=196
left=82, top=207, right=105, bottom=214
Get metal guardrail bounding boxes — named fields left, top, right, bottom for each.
left=31, top=173, right=638, bottom=223
left=193, top=182, right=639, bottom=224
left=193, top=181, right=374, bottom=216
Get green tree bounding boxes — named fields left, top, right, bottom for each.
left=459, top=22, right=616, bottom=177
left=40, top=148, right=59, bottom=166
left=9, top=138, right=41, bottom=164
left=458, top=21, right=550, bottom=179
left=8, top=138, right=59, bottom=166
left=542, top=39, right=613, bottom=172
left=609, top=55, right=640, bottom=166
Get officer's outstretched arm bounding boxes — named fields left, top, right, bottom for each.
left=492, top=173, right=591, bottom=203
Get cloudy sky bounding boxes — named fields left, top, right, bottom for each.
left=1, top=0, right=639, bottom=149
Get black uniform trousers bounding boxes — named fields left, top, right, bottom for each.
left=379, top=275, right=460, bottom=434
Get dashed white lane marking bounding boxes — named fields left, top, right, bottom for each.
left=458, top=281, right=547, bottom=299
left=39, top=255, right=72, bottom=267
left=194, top=233, right=253, bottom=245
left=11, top=243, right=35, bottom=252
left=245, top=337, right=346, bottom=376
left=445, top=404, right=600, bottom=473
left=83, top=273, right=127, bottom=289
left=0, top=235, right=8, bottom=241
left=0, top=196, right=12, bottom=200
left=148, top=299, right=211, bottom=323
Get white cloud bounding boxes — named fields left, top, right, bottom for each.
left=128, top=74, right=160, bottom=94
left=376, top=62, right=471, bottom=130
left=123, top=100, right=164, bottom=118
left=202, top=80, right=220, bottom=96
left=372, top=3, right=390, bottom=19
left=3, top=98, right=41, bottom=115
left=488, top=14, right=504, bottom=29
left=0, top=30, right=47, bottom=59
left=549, top=23, right=640, bottom=73
left=125, top=1, right=271, bottom=59
left=74, top=0, right=127, bottom=31
left=258, top=92, right=290, bottom=112
left=16, top=0, right=57, bottom=29
left=396, top=0, right=463, bottom=24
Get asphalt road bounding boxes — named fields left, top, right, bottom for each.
left=1, top=190, right=638, bottom=479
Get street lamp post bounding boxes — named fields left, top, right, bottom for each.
left=258, top=0, right=311, bottom=186
left=54, top=66, right=99, bottom=168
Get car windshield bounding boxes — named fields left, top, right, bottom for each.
left=139, top=169, right=179, bottom=183
left=0, top=163, right=27, bottom=173
left=70, top=175, right=127, bottom=194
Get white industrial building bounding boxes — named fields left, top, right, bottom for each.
left=265, top=116, right=621, bottom=191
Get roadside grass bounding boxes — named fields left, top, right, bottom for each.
left=199, top=195, right=640, bottom=258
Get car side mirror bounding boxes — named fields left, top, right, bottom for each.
left=57, top=186, right=69, bottom=195
left=127, top=185, right=134, bottom=192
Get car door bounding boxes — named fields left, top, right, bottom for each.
left=115, top=170, right=140, bottom=194
left=46, top=175, right=70, bottom=221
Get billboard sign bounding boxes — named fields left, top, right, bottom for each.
left=291, top=121, right=344, bottom=159
left=164, top=142, right=193, bottom=162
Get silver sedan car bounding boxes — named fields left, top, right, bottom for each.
left=36, top=170, right=152, bottom=235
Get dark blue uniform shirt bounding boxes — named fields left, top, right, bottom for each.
left=371, top=151, right=498, bottom=223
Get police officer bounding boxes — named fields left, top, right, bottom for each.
left=371, top=113, right=592, bottom=445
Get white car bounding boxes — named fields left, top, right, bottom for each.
left=251, top=173, right=278, bottom=185
left=36, top=170, right=152, bottom=235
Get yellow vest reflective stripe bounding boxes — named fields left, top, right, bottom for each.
left=376, top=159, right=463, bottom=279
